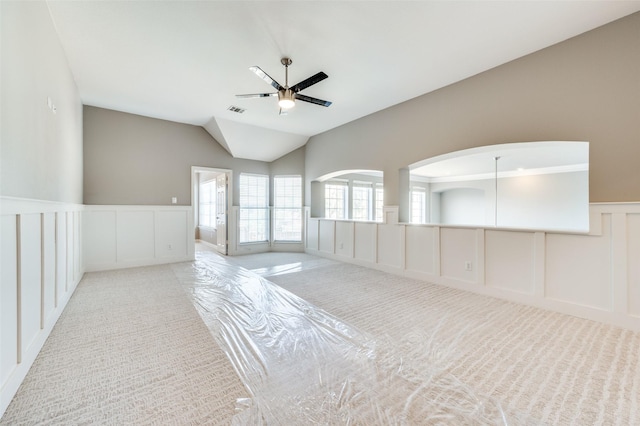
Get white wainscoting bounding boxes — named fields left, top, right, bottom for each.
left=306, top=203, right=640, bottom=331
left=83, top=205, right=195, bottom=271
left=1, top=197, right=84, bottom=416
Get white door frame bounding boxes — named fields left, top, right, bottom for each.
left=191, top=166, right=233, bottom=254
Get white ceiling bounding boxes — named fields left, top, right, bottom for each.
left=410, top=141, right=589, bottom=181
left=46, top=1, right=640, bottom=162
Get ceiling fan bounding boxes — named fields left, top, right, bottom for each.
left=236, top=58, right=332, bottom=115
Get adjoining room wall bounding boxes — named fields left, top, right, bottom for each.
left=439, top=188, right=486, bottom=227
left=304, top=12, right=640, bottom=206
left=495, top=171, right=589, bottom=231
left=1, top=1, right=84, bottom=417
left=430, top=171, right=589, bottom=231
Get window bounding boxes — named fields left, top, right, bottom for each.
left=352, top=181, right=372, bottom=221
left=273, top=176, right=302, bottom=241
left=199, top=180, right=216, bottom=228
left=410, top=187, right=427, bottom=224
left=239, top=173, right=269, bottom=243
left=375, top=183, right=384, bottom=222
left=325, top=181, right=348, bottom=219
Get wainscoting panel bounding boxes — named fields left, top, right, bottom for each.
left=485, top=230, right=535, bottom=295
left=377, top=224, right=403, bottom=270
left=354, top=222, right=376, bottom=263
left=83, top=205, right=194, bottom=271
left=440, top=227, right=477, bottom=284
left=306, top=203, right=640, bottom=331
left=545, top=214, right=612, bottom=311
left=117, top=210, right=155, bottom=262
left=306, top=218, right=319, bottom=251
left=405, top=225, right=437, bottom=275
left=334, top=221, right=354, bottom=258
left=318, top=220, right=335, bottom=254
left=56, top=212, right=68, bottom=303
left=42, top=213, right=56, bottom=325
left=83, top=210, right=116, bottom=269
left=20, top=213, right=42, bottom=357
left=0, top=197, right=84, bottom=418
left=626, top=213, right=640, bottom=317
left=67, top=212, right=76, bottom=287
left=0, top=214, right=18, bottom=387
left=156, top=210, right=189, bottom=259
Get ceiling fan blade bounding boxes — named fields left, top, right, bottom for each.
left=295, top=93, right=332, bottom=107
left=290, top=72, right=328, bottom=93
left=235, top=93, right=277, bottom=98
left=249, top=66, right=283, bottom=91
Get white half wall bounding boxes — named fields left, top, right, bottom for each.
left=305, top=202, right=640, bottom=331
left=83, top=205, right=195, bottom=271
left=0, top=197, right=84, bottom=416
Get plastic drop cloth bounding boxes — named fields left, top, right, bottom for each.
left=174, top=253, right=535, bottom=425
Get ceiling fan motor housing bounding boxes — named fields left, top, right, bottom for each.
left=278, top=88, right=295, bottom=109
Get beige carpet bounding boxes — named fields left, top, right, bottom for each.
left=0, top=264, right=245, bottom=425
left=2, top=248, right=639, bottom=424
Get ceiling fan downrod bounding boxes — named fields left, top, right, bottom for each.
left=279, top=57, right=295, bottom=109
left=281, top=57, right=292, bottom=88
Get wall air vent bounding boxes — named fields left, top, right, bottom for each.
left=227, top=105, right=246, bottom=114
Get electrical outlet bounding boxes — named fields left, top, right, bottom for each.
left=464, top=261, right=473, bottom=271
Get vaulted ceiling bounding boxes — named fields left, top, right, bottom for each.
left=46, top=1, right=640, bottom=162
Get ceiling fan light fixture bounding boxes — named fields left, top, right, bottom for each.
left=278, top=89, right=295, bottom=109
left=236, top=58, right=331, bottom=112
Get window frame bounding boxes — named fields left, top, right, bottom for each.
left=352, top=181, right=373, bottom=221
left=324, top=180, right=349, bottom=220
left=273, top=175, right=303, bottom=242
left=239, top=173, right=270, bottom=244
left=410, top=186, right=427, bottom=224
left=375, top=183, right=384, bottom=222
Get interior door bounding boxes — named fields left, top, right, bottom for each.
left=216, top=173, right=228, bottom=255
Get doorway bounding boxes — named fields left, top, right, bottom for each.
left=191, top=166, right=232, bottom=255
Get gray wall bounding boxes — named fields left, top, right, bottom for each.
left=83, top=106, right=271, bottom=206
left=269, top=146, right=306, bottom=205
left=305, top=12, right=640, bottom=206
left=270, top=145, right=306, bottom=176
left=1, top=1, right=83, bottom=203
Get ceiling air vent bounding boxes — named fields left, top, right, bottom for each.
left=227, top=105, right=246, bottom=114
